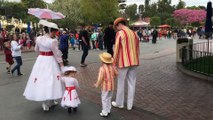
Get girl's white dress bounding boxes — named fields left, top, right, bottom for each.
left=61, top=77, right=80, bottom=108
left=23, top=34, right=64, bottom=101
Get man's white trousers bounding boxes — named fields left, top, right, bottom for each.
left=115, top=66, right=137, bottom=109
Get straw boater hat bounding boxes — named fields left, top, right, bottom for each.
left=99, top=52, right=114, bottom=64
left=64, top=66, right=77, bottom=72
left=38, top=19, right=59, bottom=29
left=113, top=17, right=127, bottom=29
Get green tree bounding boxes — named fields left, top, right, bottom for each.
left=157, top=0, right=175, bottom=24
left=187, top=5, right=206, bottom=10
left=125, top=4, right=138, bottom=21
left=50, top=0, right=82, bottom=29
left=150, top=16, right=161, bottom=26
left=80, top=0, right=118, bottom=25
left=176, top=0, right=186, bottom=9
left=21, top=0, right=45, bottom=8
left=145, top=0, right=150, bottom=12
left=21, top=0, right=46, bottom=23
left=138, top=4, right=144, bottom=14
left=1, top=2, right=27, bottom=20
left=165, top=18, right=178, bottom=26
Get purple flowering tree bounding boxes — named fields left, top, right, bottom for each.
left=172, top=9, right=206, bottom=25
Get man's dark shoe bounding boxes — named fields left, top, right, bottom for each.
left=18, top=73, right=24, bottom=76
left=11, top=71, right=14, bottom=77
left=80, top=63, right=87, bottom=67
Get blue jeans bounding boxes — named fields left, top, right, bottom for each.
left=12, top=56, right=22, bottom=74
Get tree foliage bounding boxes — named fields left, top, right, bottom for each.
left=150, top=16, right=161, bottom=26
left=125, top=4, right=138, bottom=21
left=145, top=0, right=150, bottom=12
left=176, top=0, right=186, bottom=9
left=143, top=3, right=157, bottom=17
left=187, top=6, right=206, bottom=10
left=50, top=0, right=82, bottom=29
left=21, top=0, right=46, bottom=8
left=157, top=0, right=175, bottom=24
left=0, top=2, right=27, bottom=20
left=165, top=18, right=178, bottom=26
left=138, top=4, right=144, bottom=14
left=80, top=0, right=118, bottom=25
left=0, top=0, right=46, bottom=23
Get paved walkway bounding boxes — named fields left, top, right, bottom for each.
left=0, top=37, right=213, bottom=120
left=74, top=38, right=213, bottom=120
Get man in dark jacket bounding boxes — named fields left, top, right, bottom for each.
left=79, top=26, right=90, bottom=67
left=59, top=31, right=69, bottom=65
left=104, top=22, right=116, bottom=56
left=152, top=29, right=158, bottom=44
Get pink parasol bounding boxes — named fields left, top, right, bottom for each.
left=28, top=8, right=65, bottom=19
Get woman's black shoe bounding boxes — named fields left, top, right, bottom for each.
left=68, top=107, right=72, bottom=113
left=73, top=107, right=77, bottom=112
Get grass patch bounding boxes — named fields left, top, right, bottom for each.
left=185, top=56, right=213, bottom=76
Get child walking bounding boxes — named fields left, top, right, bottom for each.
left=61, top=66, right=80, bottom=113
left=26, top=35, right=32, bottom=50
left=3, top=41, right=14, bottom=74
left=94, top=52, right=118, bottom=117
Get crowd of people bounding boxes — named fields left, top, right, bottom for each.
left=135, top=27, right=206, bottom=43
left=0, top=17, right=210, bottom=117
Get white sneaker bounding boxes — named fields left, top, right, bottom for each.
left=127, top=107, right=132, bottom=110
left=100, top=112, right=108, bottom=117
left=111, top=101, right=124, bottom=109
left=42, top=103, right=49, bottom=111
left=49, top=100, right=58, bottom=107
left=53, top=100, right=58, bottom=106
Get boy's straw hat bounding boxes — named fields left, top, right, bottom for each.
left=99, top=52, right=114, bottom=64
left=64, top=66, right=77, bottom=72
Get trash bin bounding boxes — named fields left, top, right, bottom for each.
left=176, top=37, right=193, bottom=62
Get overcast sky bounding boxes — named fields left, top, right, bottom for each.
left=7, top=0, right=211, bottom=7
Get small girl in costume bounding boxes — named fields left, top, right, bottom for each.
left=3, top=41, right=14, bottom=74
left=61, top=66, right=80, bottom=113
left=94, top=52, right=118, bottom=117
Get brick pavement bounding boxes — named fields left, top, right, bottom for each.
left=75, top=49, right=213, bottom=120
left=1, top=37, right=212, bottom=120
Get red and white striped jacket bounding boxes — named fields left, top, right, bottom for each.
left=113, top=26, right=140, bottom=68
left=96, top=64, right=118, bottom=91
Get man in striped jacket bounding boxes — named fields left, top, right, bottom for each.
left=112, top=17, right=140, bottom=110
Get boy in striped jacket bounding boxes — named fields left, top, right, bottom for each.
left=94, top=52, right=118, bottom=117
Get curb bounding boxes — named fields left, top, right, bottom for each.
left=176, top=62, right=213, bottom=81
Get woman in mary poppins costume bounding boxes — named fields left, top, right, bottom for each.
left=23, top=20, right=65, bottom=111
